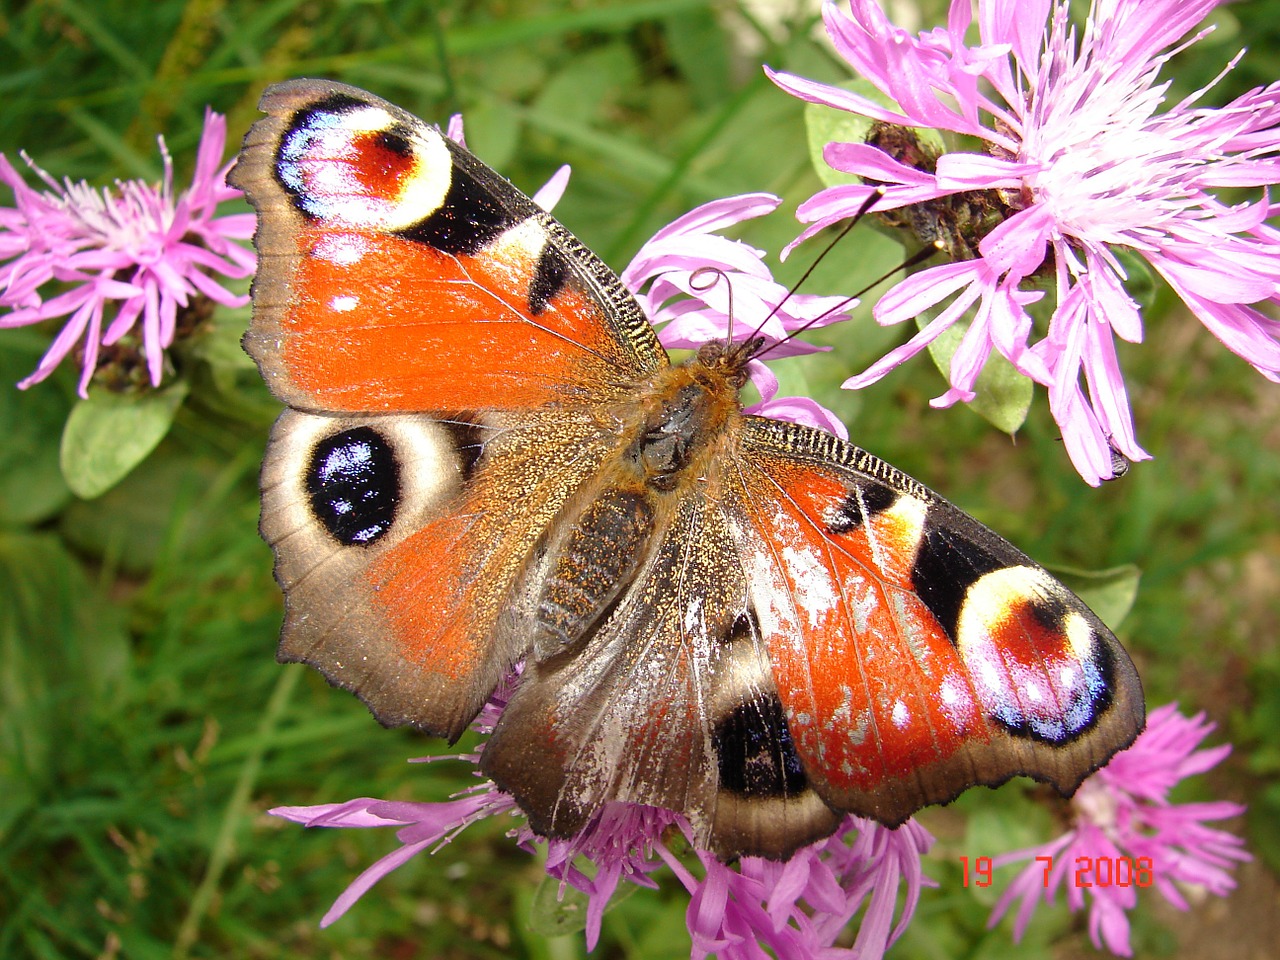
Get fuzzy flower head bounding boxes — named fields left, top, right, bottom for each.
left=770, top=0, right=1280, bottom=483
left=622, top=192, right=854, bottom=438
left=273, top=769, right=935, bottom=959
left=988, top=704, right=1249, bottom=956
left=274, top=789, right=935, bottom=959
left=0, top=110, right=256, bottom=395
left=273, top=672, right=935, bottom=959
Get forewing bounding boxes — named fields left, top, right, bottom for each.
left=230, top=79, right=664, bottom=414
left=729, top=417, right=1145, bottom=825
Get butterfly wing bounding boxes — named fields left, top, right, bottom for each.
left=480, top=471, right=842, bottom=859
left=727, top=417, right=1145, bottom=826
left=232, top=79, right=664, bottom=413
left=480, top=411, right=1142, bottom=859
left=259, top=406, right=625, bottom=739
left=231, top=80, right=666, bottom=738
left=234, top=79, right=1144, bottom=860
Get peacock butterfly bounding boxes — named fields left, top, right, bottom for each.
left=229, top=79, right=1144, bottom=860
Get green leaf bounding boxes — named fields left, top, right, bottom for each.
left=1048, top=562, right=1142, bottom=631
left=59, top=381, right=189, bottom=499
left=922, top=316, right=1034, bottom=435
left=804, top=97, right=873, bottom=188
left=527, top=872, right=638, bottom=939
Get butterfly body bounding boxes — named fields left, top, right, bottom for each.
left=231, top=79, right=1144, bottom=859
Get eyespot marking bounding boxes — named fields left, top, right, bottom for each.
left=306, top=426, right=400, bottom=546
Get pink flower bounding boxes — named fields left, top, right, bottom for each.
left=661, top=817, right=934, bottom=960
left=988, top=704, right=1250, bottom=956
left=272, top=787, right=522, bottom=928
left=622, top=192, right=853, bottom=438
left=0, top=110, right=256, bottom=395
left=275, top=781, right=933, bottom=959
left=770, top=0, right=1280, bottom=484
left=274, top=673, right=933, bottom=957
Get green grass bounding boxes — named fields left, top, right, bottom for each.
left=2, top=1, right=1278, bottom=958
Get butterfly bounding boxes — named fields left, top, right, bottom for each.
left=229, top=79, right=1145, bottom=860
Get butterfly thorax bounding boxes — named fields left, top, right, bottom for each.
left=526, top=346, right=751, bottom=657
left=630, top=344, right=755, bottom=489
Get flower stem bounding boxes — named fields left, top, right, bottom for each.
left=172, top=664, right=303, bottom=959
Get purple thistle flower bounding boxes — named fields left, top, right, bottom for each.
left=988, top=704, right=1250, bottom=956
left=275, top=786, right=682, bottom=946
left=273, top=770, right=933, bottom=958
left=769, top=0, right=1280, bottom=483
left=658, top=817, right=934, bottom=960
left=272, top=786, right=522, bottom=928
left=622, top=192, right=853, bottom=438
left=0, top=109, right=256, bottom=395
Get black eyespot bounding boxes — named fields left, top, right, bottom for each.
left=715, top=695, right=808, bottom=799
left=306, top=427, right=400, bottom=546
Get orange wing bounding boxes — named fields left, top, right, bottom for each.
left=729, top=417, right=1145, bottom=825
left=230, top=79, right=665, bottom=414
left=233, top=81, right=667, bottom=739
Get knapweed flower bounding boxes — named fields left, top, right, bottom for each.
left=660, top=818, right=934, bottom=960
left=273, top=746, right=934, bottom=959
left=275, top=792, right=933, bottom=959
left=988, top=704, right=1249, bottom=956
left=0, top=110, right=255, bottom=395
left=769, top=0, right=1280, bottom=483
left=622, top=192, right=853, bottom=438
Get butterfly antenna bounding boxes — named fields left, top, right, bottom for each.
left=689, top=265, right=735, bottom=344
left=751, top=237, right=943, bottom=363
left=753, top=189, right=884, bottom=337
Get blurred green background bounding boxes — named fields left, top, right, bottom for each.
left=1, top=1, right=1277, bottom=957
